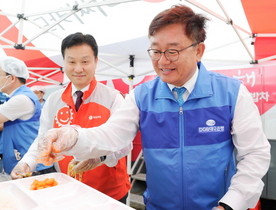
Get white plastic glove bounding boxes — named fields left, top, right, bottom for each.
left=211, top=207, right=224, bottom=210
left=37, top=127, right=79, bottom=166
left=10, top=162, right=32, bottom=180
left=70, top=158, right=102, bottom=174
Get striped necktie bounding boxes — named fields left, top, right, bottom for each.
left=173, top=87, right=186, bottom=106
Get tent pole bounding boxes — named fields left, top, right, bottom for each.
left=185, top=0, right=255, bottom=63
left=128, top=55, right=135, bottom=91
left=255, top=33, right=276, bottom=37
left=126, top=54, right=135, bottom=207
left=0, top=21, right=19, bottom=45
left=255, top=54, right=276, bottom=64
left=17, top=0, right=26, bottom=46
left=215, top=0, right=255, bottom=63
left=98, top=57, right=129, bottom=75
left=185, top=0, right=250, bottom=34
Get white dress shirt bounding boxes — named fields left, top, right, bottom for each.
left=72, top=70, right=270, bottom=210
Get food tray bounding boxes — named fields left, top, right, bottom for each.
left=0, top=172, right=134, bottom=210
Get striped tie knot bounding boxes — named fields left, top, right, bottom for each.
left=173, top=87, right=186, bottom=106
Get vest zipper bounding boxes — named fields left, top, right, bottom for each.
left=179, top=107, right=183, bottom=115
left=179, top=105, right=185, bottom=208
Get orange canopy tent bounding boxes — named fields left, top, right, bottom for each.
left=0, top=12, right=63, bottom=87
left=1, top=0, right=276, bottom=87
left=241, top=0, right=276, bottom=62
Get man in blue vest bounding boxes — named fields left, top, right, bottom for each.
left=35, top=5, right=270, bottom=210
left=0, top=92, right=7, bottom=172
left=30, top=85, right=46, bottom=109
left=0, top=56, right=55, bottom=175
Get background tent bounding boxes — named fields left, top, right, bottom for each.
left=1, top=0, right=271, bottom=87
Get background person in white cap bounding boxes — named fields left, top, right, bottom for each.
left=0, top=56, right=55, bottom=175
left=31, top=85, right=46, bottom=109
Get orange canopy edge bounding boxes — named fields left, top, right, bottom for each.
left=241, top=0, right=276, bottom=61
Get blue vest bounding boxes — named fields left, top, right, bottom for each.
left=134, top=62, right=240, bottom=210
left=0, top=92, right=7, bottom=155
left=0, top=131, right=2, bottom=155
left=2, top=85, right=50, bottom=174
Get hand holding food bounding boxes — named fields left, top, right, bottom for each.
left=10, top=162, right=33, bottom=180
left=71, top=158, right=102, bottom=174
left=67, top=158, right=102, bottom=182
left=37, top=127, right=79, bottom=166
left=68, top=159, right=83, bottom=182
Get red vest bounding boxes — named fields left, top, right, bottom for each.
left=55, top=79, right=130, bottom=200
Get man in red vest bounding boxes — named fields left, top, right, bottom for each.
left=11, top=33, right=131, bottom=203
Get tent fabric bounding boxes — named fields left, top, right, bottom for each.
left=0, top=12, right=64, bottom=87
left=24, top=56, right=63, bottom=86
left=241, top=0, right=276, bottom=33
left=254, top=37, right=276, bottom=61
left=0, top=11, right=45, bottom=60
left=0, top=0, right=276, bottom=85
left=241, top=0, right=276, bottom=61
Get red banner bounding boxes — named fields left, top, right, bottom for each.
left=213, top=64, right=276, bottom=116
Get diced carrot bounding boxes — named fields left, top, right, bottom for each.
left=30, top=178, right=58, bottom=190
left=45, top=178, right=54, bottom=185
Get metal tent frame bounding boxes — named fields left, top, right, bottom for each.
left=1, top=0, right=276, bottom=87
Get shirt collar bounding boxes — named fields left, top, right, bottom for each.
left=167, top=66, right=199, bottom=95
left=71, top=84, right=89, bottom=96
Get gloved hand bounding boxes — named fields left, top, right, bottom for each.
left=37, top=127, right=79, bottom=166
left=70, top=158, right=103, bottom=174
left=10, top=162, right=32, bottom=180
left=211, top=207, right=224, bottom=210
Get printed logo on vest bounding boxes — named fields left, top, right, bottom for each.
left=206, top=119, right=215, bottom=126
left=14, top=149, right=21, bottom=160
left=198, top=119, right=224, bottom=133
left=54, top=106, right=74, bottom=127
left=88, top=115, right=102, bottom=120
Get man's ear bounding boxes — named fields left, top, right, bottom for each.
left=10, top=75, right=17, bottom=82
left=196, top=42, right=205, bottom=62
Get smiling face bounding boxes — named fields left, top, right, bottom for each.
left=55, top=107, right=72, bottom=127
left=64, top=44, right=98, bottom=90
left=149, top=23, right=205, bottom=86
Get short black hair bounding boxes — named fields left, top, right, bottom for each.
left=61, top=32, right=98, bottom=58
left=5, top=72, right=26, bottom=84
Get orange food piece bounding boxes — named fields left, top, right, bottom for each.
left=30, top=178, right=58, bottom=190
left=67, top=160, right=83, bottom=182
left=37, top=156, right=53, bottom=166
left=36, top=142, right=62, bottom=166
left=36, top=149, right=64, bottom=166
left=51, top=145, right=61, bottom=153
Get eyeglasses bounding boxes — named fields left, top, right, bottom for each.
left=147, top=42, right=198, bottom=62
left=0, top=74, right=10, bottom=78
